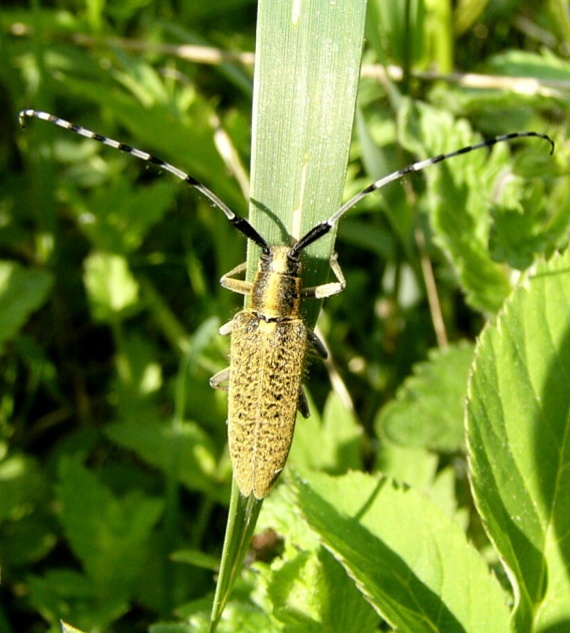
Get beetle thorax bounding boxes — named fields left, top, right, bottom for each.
left=249, top=245, right=302, bottom=320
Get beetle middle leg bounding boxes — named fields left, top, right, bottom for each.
left=210, top=367, right=230, bottom=391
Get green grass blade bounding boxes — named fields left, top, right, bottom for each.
left=208, top=484, right=263, bottom=633
left=248, top=0, right=367, bottom=323
left=209, top=0, right=367, bottom=629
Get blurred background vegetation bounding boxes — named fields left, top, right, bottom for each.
left=0, top=0, right=568, bottom=631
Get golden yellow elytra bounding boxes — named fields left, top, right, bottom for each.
left=19, top=109, right=554, bottom=499
left=210, top=246, right=345, bottom=498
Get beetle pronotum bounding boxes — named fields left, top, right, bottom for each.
left=19, top=109, right=554, bottom=498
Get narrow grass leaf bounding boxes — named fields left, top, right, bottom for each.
left=248, top=0, right=367, bottom=323
left=209, top=0, right=367, bottom=629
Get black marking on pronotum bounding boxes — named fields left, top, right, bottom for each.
left=19, top=108, right=554, bottom=498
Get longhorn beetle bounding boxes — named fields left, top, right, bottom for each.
left=19, top=109, right=554, bottom=499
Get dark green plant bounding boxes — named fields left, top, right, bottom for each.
left=1, top=0, right=569, bottom=632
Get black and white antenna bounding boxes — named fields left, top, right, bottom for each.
left=20, top=109, right=554, bottom=257
left=291, top=131, right=554, bottom=254
left=18, top=109, right=270, bottom=253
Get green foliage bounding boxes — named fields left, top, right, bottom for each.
left=293, top=471, right=510, bottom=633
left=1, top=0, right=569, bottom=632
left=376, top=343, right=474, bottom=453
left=468, top=249, right=570, bottom=632
left=0, top=262, right=53, bottom=350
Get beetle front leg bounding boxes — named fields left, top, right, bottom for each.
left=301, top=252, right=346, bottom=299
left=220, top=262, right=253, bottom=296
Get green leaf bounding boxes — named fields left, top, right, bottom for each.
left=289, top=391, right=364, bottom=473
left=112, top=332, right=163, bottom=419
left=170, top=549, right=220, bottom=571
left=208, top=487, right=264, bottom=633
left=254, top=484, right=321, bottom=555
left=293, top=470, right=510, bottom=633
left=0, top=454, right=49, bottom=522
left=376, top=343, right=474, bottom=452
left=268, top=548, right=378, bottom=633
left=28, top=569, right=124, bottom=631
left=467, top=249, right=570, bottom=632
left=57, top=457, right=164, bottom=594
left=150, top=625, right=192, bottom=633
left=366, top=0, right=426, bottom=68
left=0, top=261, right=53, bottom=348
left=247, top=0, right=367, bottom=325
left=104, top=420, right=221, bottom=499
left=488, top=179, right=556, bottom=270
left=83, top=252, right=140, bottom=321
left=488, top=49, right=570, bottom=81
left=72, top=179, right=177, bottom=254
left=375, top=441, right=439, bottom=490
left=183, top=597, right=274, bottom=633
left=398, top=99, right=553, bottom=314
left=0, top=456, right=55, bottom=570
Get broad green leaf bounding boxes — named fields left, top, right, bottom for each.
left=83, top=252, right=140, bottom=321
left=182, top=596, right=273, bottom=633
left=467, top=249, right=570, bottom=632
left=57, top=457, right=164, bottom=593
left=71, top=179, right=176, bottom=254
left=105, top=420, right=221, bottom=499
left=488, top=49, right=570, bottom=81
left=289, top=391, right=364, bottom=473
left=0, top=261, right=53, bottom=347
left=293, top=470, right=510, bottom=633
left=376, top=343, right=474, bottom=452
left=489, top=185, right=553, bottom=271
left=268, top=548, right=378, bottom=633
left=255, top=484, right=321, bottom=556
left=28, top=569, right=125, bottom=632
left=375, top=441, right=439, bottom=490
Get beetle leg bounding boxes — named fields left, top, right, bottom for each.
left=219, top=319, right=234, bottom=336
left=307, top=329, right=328, bottom=359
left=220, top=262, right=253, bottom=295
left=210, top=367, right=230, bottom=391
left=301, top=252, right=346, bottom=299
left=297, top=387, right=310, bottom=418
